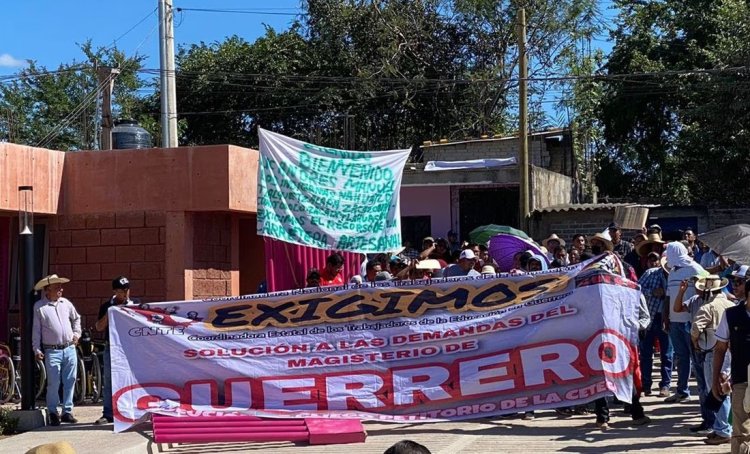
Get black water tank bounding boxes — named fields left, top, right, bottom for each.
left=112, top=119, right=152, bottom=149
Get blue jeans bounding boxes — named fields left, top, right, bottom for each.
left=639, top=313, right=673, bottom=390
left=691, top=349, right=715, bottom=427
left=44, top=345, right=77, bottom=415
left=103, top=346, right=112, bottom=419
left=704, top=350, right=732, bottom=438
left=668, top=321, right=692, bottom=397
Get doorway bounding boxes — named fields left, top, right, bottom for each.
left=458, top=186, right=520, bottom=239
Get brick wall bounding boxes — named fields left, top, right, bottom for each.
left=191, top=213, right=232, bottom=299
left=531, top=205, right=750, bottom=247
left=530, top=208, right=642, bottom=245
left=48, top=210, right=166, bottom=325
left=708, top=208, right=750, bottom=230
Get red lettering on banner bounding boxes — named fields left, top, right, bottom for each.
left=113, top=329, right=635, bottom=421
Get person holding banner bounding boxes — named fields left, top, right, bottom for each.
left=443, top=250, right=481, bottom=277
left=319, top=253, right=345, bottom=286
left=94, top=276, right=137, bottom=425
left=592, top=291, right=652, bottom=430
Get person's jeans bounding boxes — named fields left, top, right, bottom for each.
left=704, top=350, right=732, bottom=438
left=639, top=313, right=673, bottom=390
left=691, top=349, right=715, bottom=427
left=103, top=346, right=112, bottom=419
left=44, top=345, right=77, bottom=415
left=668, top=321, right=692, bottom=397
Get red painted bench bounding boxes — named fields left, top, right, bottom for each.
left=152, top=414, right=367, bottom=445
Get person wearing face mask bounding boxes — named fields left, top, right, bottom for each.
left=590, top=233, right=638, bottom=281
left=663, top=241, right=708, bottom=405
left=589, top=233, right=613, bottom=256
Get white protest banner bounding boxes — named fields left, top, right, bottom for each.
left=110, top=256, right=641, bottom=433
left=256, top=128, right=411, bottom=253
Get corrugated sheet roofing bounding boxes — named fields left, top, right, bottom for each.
left=533, top=203, right=637, bottom=213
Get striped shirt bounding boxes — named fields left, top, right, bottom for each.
left=31, top=296, right=81, bottom=353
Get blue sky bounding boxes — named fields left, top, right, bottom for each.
left=2, top=1, right=617, bottom=76
left=1, top=1, right=618, bottom=123
left=0, top=0, right=302, bottom=75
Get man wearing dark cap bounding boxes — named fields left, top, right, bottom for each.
left=608, top=222, right=634, bottom=259
left=94, top=276, right=137, bottom=425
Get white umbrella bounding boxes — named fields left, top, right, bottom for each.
left=699, top=224, right=750, bottom=264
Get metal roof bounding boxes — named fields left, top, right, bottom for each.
left=422, top=128, right=568, bottom=148
left=533, top=203, right=644, bottom=214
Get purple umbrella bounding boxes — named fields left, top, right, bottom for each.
left=489, top=233, right=549, bottom=272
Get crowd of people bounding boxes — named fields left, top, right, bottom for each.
left=305, top=223, right=750, bottom=452
left=27, top=220, right=750, bottom=453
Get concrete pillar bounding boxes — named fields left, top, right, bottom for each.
left=165, top=211, right=193, bottom=301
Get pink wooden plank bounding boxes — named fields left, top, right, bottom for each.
left=305, top=418, right=367, bottom=445
left=154, top=432, right=310, bottom=443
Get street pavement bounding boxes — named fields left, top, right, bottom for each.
left=0, top=391, right=732, bottom=453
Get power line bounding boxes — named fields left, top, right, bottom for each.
left=174, top=7, right=302, bottom=17
left=0, top=66, right=92, bottom=83
left=107, top=7, right=159, bottom=50
left=135, top=65, right=750, bottom=85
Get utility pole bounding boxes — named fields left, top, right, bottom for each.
left=97, top=67, right=120, bottom=150
left=517, top=7, right=530, bottom=229
left=158, top=0, right=178, bottom=147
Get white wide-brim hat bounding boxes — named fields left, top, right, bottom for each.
left=695, top=275, right=729, bottom=292
left=34, top=274, right=70, bottom=291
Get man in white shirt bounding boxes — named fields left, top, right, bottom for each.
left=31, top=274, right=81, bottom=426
left=663, top=242, right=707, bottom=404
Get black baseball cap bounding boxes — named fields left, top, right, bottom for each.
left=112, top=276, right=130, bottom=290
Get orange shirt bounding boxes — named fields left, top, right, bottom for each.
left=319, top=270, right=344, bottom=286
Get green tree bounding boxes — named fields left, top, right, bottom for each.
left=598, top=0, right=750, bottom=205
left=0, top=42, right=146, bottom=151
left=175, top=0, right=601, bottom=150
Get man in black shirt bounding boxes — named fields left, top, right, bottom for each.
left=712, top=281, right=750, bottom=453
left=94, top=276, right=136, bottom=425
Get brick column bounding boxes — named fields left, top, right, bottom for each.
left=165, top=212, right=193, bottom=301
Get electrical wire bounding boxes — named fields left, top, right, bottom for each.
left=174, top=7, right=301, bottom=17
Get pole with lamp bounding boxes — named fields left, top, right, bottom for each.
left=18, top=185, right=35, bottom=411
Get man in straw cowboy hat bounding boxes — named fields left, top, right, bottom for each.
left=542, top=233, right=565, bottom=261
left=687, top=275, right=735, bottom=445
left=713, top=274, right=750, bottom=453
left=674, top=273, right=729, bottom=438
left=31, top=274, right=81, bottom=426
left=629, top=232, right=665, bottom=278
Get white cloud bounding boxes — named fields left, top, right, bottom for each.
left=0, top=53, right=26, bottom=68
